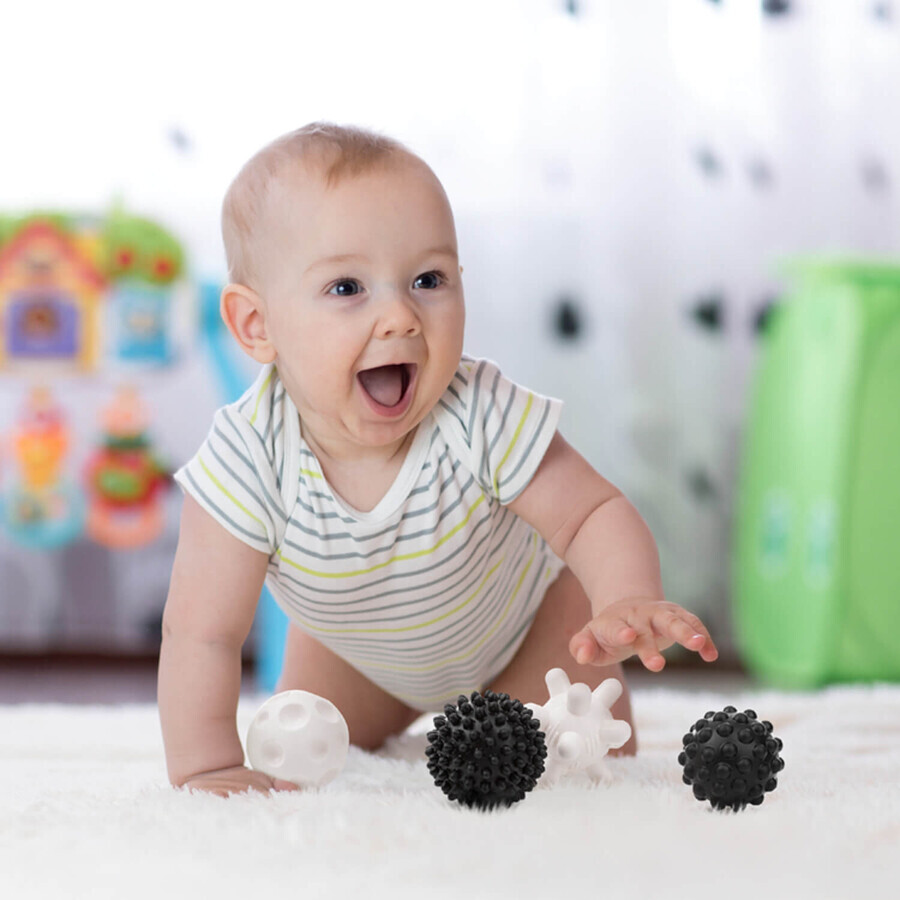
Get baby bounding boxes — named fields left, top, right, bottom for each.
left=158, top=122, right=719, bottom=796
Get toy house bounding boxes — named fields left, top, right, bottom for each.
left=0, top=219, right=106, bottom=370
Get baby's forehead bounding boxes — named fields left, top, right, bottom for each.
left=266, top=151, right=441, bottom=229
left=278, top=148, right=426, bottom=197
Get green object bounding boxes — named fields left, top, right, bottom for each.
left=734, top=259, right=900, bottom=687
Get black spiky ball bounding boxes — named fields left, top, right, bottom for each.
left=679, top=706, right=785, bottom=811
left=425, top=689, right=547, bottom=810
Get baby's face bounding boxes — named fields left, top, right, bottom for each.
left=254, top=156, right=465, bottom=457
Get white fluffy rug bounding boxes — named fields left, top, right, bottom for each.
left=3, top=684, right=899, bottom=900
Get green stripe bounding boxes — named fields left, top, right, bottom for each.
left=276, top=493, right=485, bottom=578
left=198, top=454, right=267, bottom=528
left=493, top=392, right=533, bottom=495
left=249, top=368, right=274, bottom=425
left=287, top=554, right=504, bottom=637
left=368, top=536, right=540, bottom=695
left=300, top=468, right=323, bottom=480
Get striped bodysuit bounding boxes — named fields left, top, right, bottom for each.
left=175, top=355, right=565, bottom=711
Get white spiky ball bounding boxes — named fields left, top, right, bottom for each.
left=526, top=668, right=632, bottom=785
left=246, top=690, right=349, bottom=788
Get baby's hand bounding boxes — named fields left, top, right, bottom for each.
left=182, top=765, right=300, bottom=798
left=569, top=597, right=719, bottom=672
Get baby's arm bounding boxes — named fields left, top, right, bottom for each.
left=158, top=494, right=297, bottom=796
left=507, top=432, right=718, bottom=671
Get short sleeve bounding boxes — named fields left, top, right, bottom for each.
left=435, top=356, right=563, bottom=504
left=174, top=370, right=289, bottom=555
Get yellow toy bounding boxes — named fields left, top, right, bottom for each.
left=1, top=385, right=85, bottom=547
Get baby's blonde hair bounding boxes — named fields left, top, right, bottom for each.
left=222, top=122, right=410, bottom=287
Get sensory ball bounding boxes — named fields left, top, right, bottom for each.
left=678, top=706, right=784, bottom=812
left=525, top=669, right=632, bottom=784
left=246, top=690, right=349, bottom=788
left=426, top=689, right=547, bottom=810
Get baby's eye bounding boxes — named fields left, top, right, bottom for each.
left=328, top=279, right=363, bottom=297
left=413, top=271, right=444, bottom=290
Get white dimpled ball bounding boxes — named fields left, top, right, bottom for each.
left=246, top=690, right=349, bottom=788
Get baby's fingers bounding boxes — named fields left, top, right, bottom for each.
left=634, top=633, right=666, bottom=672
left=653, top=608, right=719, bottom=661
left=569, top=617, right=637, bottom=666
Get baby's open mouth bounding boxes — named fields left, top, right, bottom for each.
left=357, top=363, right=415, bottom=408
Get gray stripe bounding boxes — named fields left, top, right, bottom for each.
left=210, top=422, right=286, bottom=525
left=275, top=494, right=504, bottom=608
left=275, top=523, right=544, bottom=640
left=283, top=542, right=504, bottom=643
left=444, top=381, right=466, bottom=411
left=468, top=361, right=488, bottom=444
left=236, top=386, right=257, bottom=417
left=437, top=397, right=467, bottom=444
left=212, top=416, right=253, bottom=470
left=221, top=405, right=275, bottom=470
left=273, top=506, right=515, bottom=621
left=259, top=378, right=284, bottom=445
left=290, top=439, right=456, bottom=539
left=340, top=569, right=533, bottom=689
left=283, top=471, right=474, bottom=561
left=208, top=435, right=283, bottom=527
left=480, top=375, right=515, bottom=490
left=273, top=415, right=284, bottom=448
left=497, top=398, right=554, bottom=491
left=183, top=468, right=269, bottom=547
left=329, top=526, right=534, bottom=653
left=484, top=555, right=553, bottom=671
left=272, top=404, right=285, bottom=490
left=487, top=380, right=515, bottom=456
left=306, top=528, right=536, bottom=663
left=258, top=395, right=272, bottom=444
left=276, top=534, right=499, bottom=635
left=349, top=554, right=544, bottom=693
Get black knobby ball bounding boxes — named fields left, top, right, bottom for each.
left=679, top=706, right=785, bottom=811
left=425, top=689, right=547, bottom=810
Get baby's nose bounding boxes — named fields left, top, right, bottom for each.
left=376, top=288, right=421, bottom=337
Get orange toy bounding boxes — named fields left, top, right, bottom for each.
left=13, top=385, right=69, bottom=491
left=2, top=385, right=85, bottom=547
left=84, top=385, right=169, bottom=548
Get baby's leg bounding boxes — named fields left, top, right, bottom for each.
left=487, top=566, right=638, bottom=755
left=277, top=625, right=419, bottom=750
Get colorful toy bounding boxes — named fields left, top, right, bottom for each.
left=1, top=385, right=84, bottom=548
left=678, top=706, right=784, bottom=811
left=104, top=210, right=184, bottom=364
left=0, top=218, right=106, bottom=370
left=525, top=668, right=632, bottom=784
left=0, top=210, right=185, bottom=371
left=426, top=690, right=547, bottom=810
left=84, top=385, right=169, bottom=548
left=246, top=690, right=350, bottom=788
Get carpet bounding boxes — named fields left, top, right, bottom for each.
left=2, top=684, right=899, bottom=899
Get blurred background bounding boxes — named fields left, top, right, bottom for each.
left=1, top=0, right=898, bottom=701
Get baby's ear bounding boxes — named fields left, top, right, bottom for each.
left=220, top=283, right=276, bottom=364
